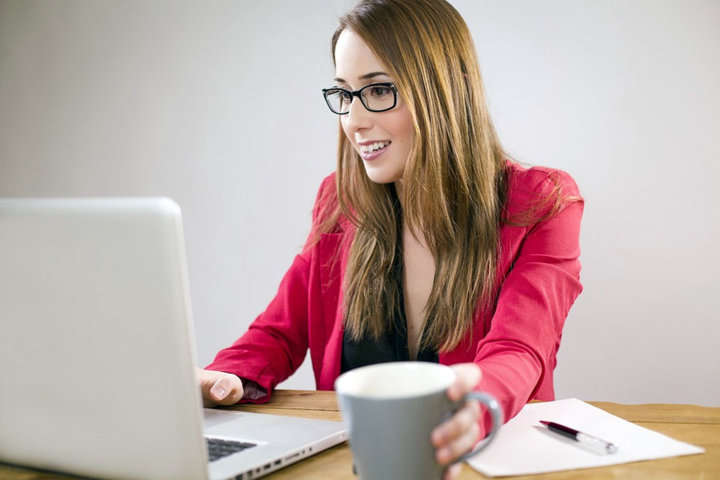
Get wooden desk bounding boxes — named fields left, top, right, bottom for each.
left=2, top=391, right=718, bottom=479
left=241, top=391, right=720, bottom=480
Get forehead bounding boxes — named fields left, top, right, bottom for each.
left=334, top=29, right=388, bottom=81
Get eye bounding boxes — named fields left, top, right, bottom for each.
left=368, top=85, right=392, bottom=97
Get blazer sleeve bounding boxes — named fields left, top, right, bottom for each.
left=205, top=174, right=336, bottom=403
left=475, top=170, right=584, bottom=433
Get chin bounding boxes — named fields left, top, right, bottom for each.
left=363, top=163, right=403, bottom=185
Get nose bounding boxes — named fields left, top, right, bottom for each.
left=342, top=95, right=373, bottom=136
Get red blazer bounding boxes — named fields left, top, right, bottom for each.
left=207, top=162, right=584, bottom=432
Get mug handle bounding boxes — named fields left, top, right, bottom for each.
left=452, top=391, right=504, bottom=464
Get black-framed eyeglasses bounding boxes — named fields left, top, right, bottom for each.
left=322, top=82, right=398, bottom=115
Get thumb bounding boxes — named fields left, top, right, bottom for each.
left=210, top=375, right=243, bottom=405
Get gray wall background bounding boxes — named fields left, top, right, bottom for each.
left=1, top=1, right=718, bottom=406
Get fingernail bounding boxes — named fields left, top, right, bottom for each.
left=211, top=385, right=226, bottom=398
left=437, top=448, right=450, bottom=464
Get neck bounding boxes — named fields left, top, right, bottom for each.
left=394, top=180, right=431, bottom=249
left=393, top=179, right=405, bottom=211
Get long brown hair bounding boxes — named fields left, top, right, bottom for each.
left=325, top=0, right=508, bottom=353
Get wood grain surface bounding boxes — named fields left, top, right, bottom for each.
left=1, top=390, right=717, bottom=480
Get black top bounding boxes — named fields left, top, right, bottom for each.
left=340, top=268, right=438, bottom=373
left=341, top=198, right=438, bottom=373
left=340, top=319, right=439, bottom=373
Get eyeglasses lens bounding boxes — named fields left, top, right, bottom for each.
left=361, top=84, right=395, bottom=112
left=326, top=90, right=352, bottom=114
left=324, top=84, right=395, bottom=114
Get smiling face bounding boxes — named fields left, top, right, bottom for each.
left=333, top=29, right=415, bottom=184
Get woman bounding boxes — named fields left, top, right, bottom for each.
left=200, top=0, right=583, bottom=476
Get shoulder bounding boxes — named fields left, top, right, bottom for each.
left=312, top=172, right=337, bottom=218
left=506, top=161, right=580, bottom=197
left=310, top=171, right=351, bottom=233
left=504, top=161, right=583, bottom=223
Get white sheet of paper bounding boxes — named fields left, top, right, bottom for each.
left=467, top=398, right=705, bottom=477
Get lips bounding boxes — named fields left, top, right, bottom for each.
left=358, top=140, right=391, bottom=161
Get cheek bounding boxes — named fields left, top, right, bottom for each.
left=389, top=110, right=414, bottom=144
left=340, top=118, right=355, bottom=147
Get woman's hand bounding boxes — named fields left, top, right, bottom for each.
left=197, top=368, right=244, bottom=407
left=431, top=363, right=483, bottom=480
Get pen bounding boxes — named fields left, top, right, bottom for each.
left=539, top=420, right=618, bottom=454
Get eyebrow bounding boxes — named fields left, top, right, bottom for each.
left=333, top=71, right=390, bottom=84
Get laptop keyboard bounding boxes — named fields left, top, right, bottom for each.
left=206, top=437, right=257, bottom=462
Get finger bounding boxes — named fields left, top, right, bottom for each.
left=447, top=363, right=482, bottom=401
left=199, top=369, right=226, bottom=392
left=436, top=421, right=480, bottom=465
left=199, top=370, right=220, bottom=407
left=211, top=376, right=243, bottom=405
left=432, top=401, right=480, bottom=446
left=210, top=377, right=229, bottom=401
left=443, top=463, right=463, bottom=480
left=199, top=370, right=244, bottom=406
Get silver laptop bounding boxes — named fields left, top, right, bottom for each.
left=0, top=198, right=347, bottom=480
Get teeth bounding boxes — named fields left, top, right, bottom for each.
left=360, top=141, right=390, bottom=154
